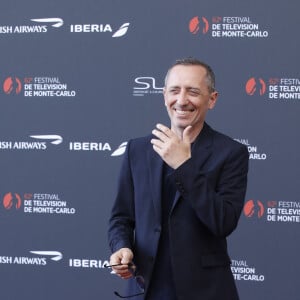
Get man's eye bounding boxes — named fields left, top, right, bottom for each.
left=170, top=89, right=179, bottom=94
left=189, top=90, right=200, bottom=96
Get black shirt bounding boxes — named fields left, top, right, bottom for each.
left=146, top=163, right=178, bottom=300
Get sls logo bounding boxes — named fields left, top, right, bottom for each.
left=245, top=78, right=267, bottom=96
left=189, top=16, right=209, bottom=34
left=3, top=192, right=22, bottom=210
left=3, top=77, right=22, bottom=95
left=133, top=77, right=163, bottom=96
left=243, top=200, right=265, bottom=218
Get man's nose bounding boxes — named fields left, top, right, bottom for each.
left=177, top=91, right=189, bottom=105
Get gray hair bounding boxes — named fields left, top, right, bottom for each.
left=164, top=57, right=216, bottom=93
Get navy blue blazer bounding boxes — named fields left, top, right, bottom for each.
left=108, top=123, right=248, bottom=300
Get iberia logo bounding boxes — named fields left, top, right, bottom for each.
left=243, top=199, right=265, bottom=218
left=245, top=77, right=267, bottom=96
left=3, top=77, right=22, bottom=95
left=3, top=192, right=22, bottom=210
left=189, top=16, right=209, bottom=34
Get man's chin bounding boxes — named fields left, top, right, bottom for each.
left=174, top=122, right=192, bottom=131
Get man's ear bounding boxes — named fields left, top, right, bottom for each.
left=208, top=91, right=218, bottom=109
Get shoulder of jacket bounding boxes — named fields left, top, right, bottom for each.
left=208, top=125, right=248, bottom=152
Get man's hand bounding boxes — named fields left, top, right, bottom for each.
left=151, top=123, right=192, bottom=169
left=109, top=248, right=134, bottom=279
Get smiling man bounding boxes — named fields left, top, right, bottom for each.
left=108, top=58, right=249, bottom=299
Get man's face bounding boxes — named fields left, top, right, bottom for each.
left=164, top=65, right=218, bottom=133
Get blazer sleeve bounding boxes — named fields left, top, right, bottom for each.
left=171, top=142, right=249, bottom=238
left=108, top=140, right=135, bottom=253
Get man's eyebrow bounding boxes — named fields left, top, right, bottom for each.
left=167, top=86, right=202, bottom=92
left=167, top=85, right=180, bottom=89
left=186, top=87, right=201, bottom=91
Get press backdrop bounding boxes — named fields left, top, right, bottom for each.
left=0, top=1, right=299, bottom=299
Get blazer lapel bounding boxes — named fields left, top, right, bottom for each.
left=147, top=146, right=164, bottom=224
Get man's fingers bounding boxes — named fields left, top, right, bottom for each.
left=152, top=129, right=168, bottom=142
left=156, top=123, right=168, bottom=131
left=110, top=263, right=134, bottom=279
left=109, top=247, right=134, bottom=270
left=151, top=140, right=159, bottom=147
left=115, top=269, right=134, bottom=279
left=156, top=123, right=173, bottom=137
left=108, top=248, right=135, bottom=279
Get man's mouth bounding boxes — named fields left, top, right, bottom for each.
left=174, top=108, right=195, bottom=115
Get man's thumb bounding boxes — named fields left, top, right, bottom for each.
left=120, top=249, right=133, bottom=264
left=183, top=125, right=193, bottom=143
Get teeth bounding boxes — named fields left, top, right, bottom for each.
left=175, top=109, right=193, bottom=115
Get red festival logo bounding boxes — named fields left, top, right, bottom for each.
left=243, top=200, right=265, bottom=218
left=3, top=77, right=22, bottom=95
left=3, top=192, right=22, bottom=210
left=189, top=16, right=209, bottom=34
left=245, top=77, right=267, bottom=96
